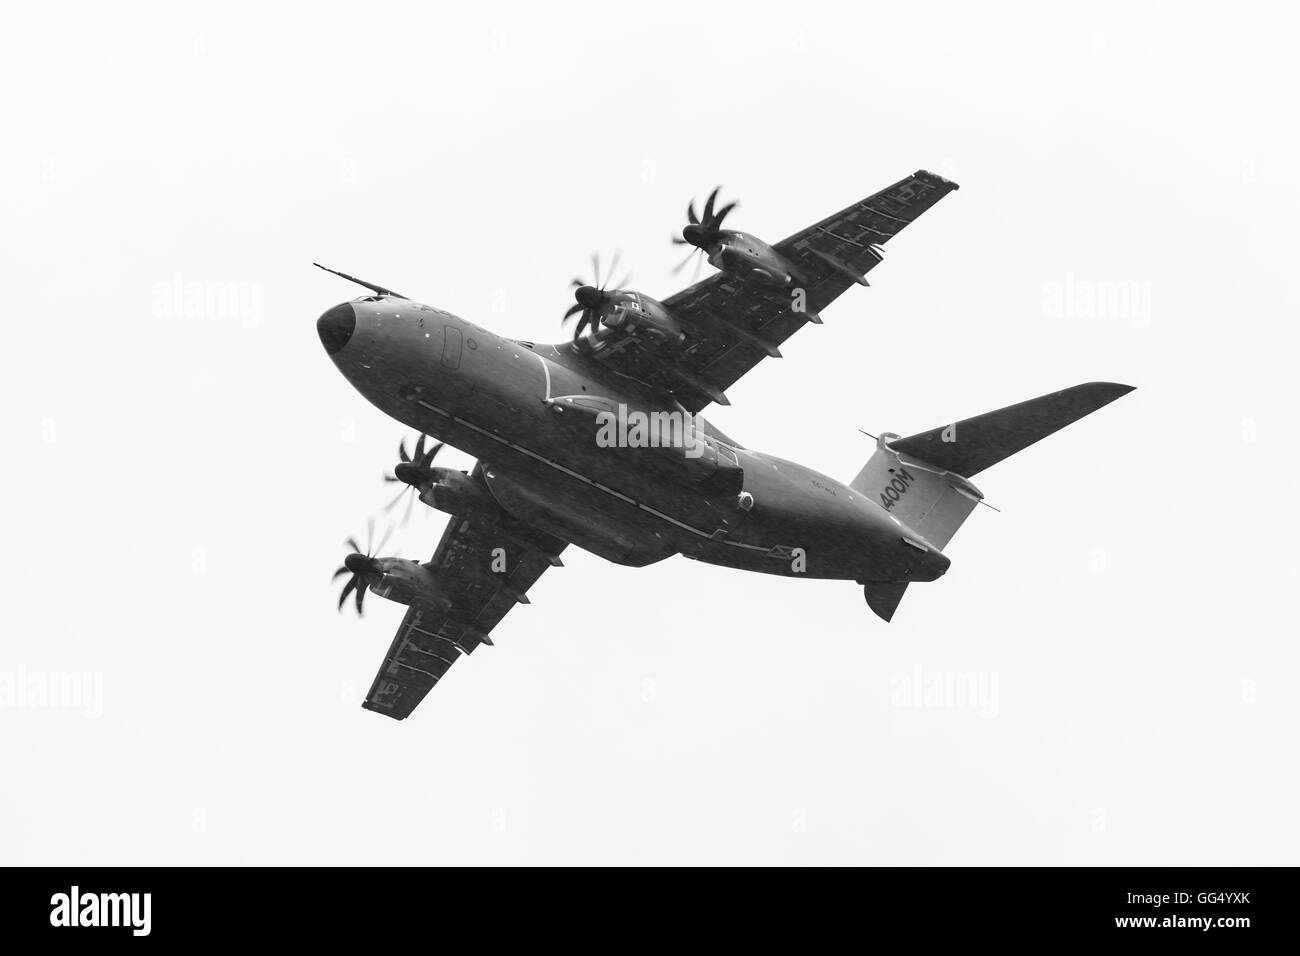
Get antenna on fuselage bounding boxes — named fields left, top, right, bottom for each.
left=313, top=262, right=408, bottom=300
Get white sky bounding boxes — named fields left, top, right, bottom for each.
left=2, top=0, right=1297, bottom=864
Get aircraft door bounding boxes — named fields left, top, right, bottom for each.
left=441, top=325, right=463, bottom=369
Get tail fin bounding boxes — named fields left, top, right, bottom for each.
left=863, top=581, right=909, bottom=622
left=852, top=437, right=984, bottom=551
left=852, top=382, right=1134, bottom=605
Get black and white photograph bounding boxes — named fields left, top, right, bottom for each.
left=2, top=0, right=1294, bottom=935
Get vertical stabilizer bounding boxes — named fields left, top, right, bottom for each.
left=852, top=436, right=985, bottom=550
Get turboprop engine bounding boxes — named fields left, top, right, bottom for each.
left=332, top=520, right=450, bottom=615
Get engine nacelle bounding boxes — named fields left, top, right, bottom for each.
left=710, top=230, right=808, bottom=288
left=419, top=468, right=498, bottom=520
left=368, top=558, right=451, bottom=610
left=601, top=293, right=684, bottom=348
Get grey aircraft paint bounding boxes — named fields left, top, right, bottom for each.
left=314, top=172, right=1134, bottom=717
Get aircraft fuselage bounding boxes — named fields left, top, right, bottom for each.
left=318, top=296, right=949, bottom=585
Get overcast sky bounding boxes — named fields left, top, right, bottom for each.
left=3, top=1, right=1297, bottom=864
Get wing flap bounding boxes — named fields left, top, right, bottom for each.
left=362, top=499, right=567, bottom=720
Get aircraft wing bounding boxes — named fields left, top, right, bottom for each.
left=589, top=170, right=959, bottom=411
left=362, top=499, right=567, bottom=721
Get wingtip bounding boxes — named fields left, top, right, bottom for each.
left=1083, top=381, right=1138, bottom=399
left=361, top=700, right=406, bottom=720
left=917, top=169, right=960, bottom=190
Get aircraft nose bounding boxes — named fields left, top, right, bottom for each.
left=317, top=302, right=356, bottom=355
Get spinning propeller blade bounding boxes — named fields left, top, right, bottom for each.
left=381, top=433, right=446, bottom=525
left=560, top=251, right=632, bottom=342
left=334, top=521, right=390, bottom=617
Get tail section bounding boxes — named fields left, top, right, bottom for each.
left=852, top=430, right=993, bottom=552
left=853, top=382, right=1134, bottom=619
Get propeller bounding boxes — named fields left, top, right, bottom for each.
left=382, top=433, right=445, bottom=525
left=672, top=187, right=738, bottom=280
left=562, top=251, right=631, bottom=341
left=332, top=518, right=394, bottom=616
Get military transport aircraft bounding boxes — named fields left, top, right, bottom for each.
left=316, top=170, right=1133, bottom=720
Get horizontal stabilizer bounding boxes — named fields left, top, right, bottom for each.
left=887, top=382, right=1135, bottom=478
left=864, top=582, right=909, bottom=622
